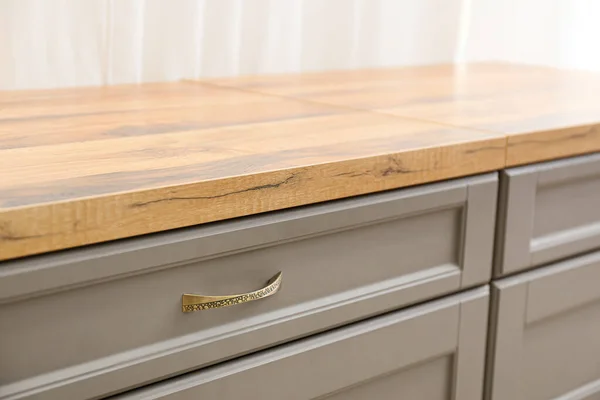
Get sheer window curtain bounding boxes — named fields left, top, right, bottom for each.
left=0, top=0, right=599, bottom=90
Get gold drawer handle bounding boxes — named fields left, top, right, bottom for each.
left=181, top=272, right=282, bottom=313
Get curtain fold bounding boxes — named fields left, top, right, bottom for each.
left=0, top=0, right=598, bottom=90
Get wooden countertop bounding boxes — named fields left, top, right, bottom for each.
left=214, top=62, right=600, bottom=166
left=1, top=62, right=600, bottom=261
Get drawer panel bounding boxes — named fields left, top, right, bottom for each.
left=0, top=174, right=496, bottom=400
left=495, top=152, right=600, bottom=276
left=111, top=287, right=489, bottom=400
left=487, top=250, right=600, bottom=400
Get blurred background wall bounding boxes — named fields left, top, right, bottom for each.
left=1, top=0, right=599, bottom=90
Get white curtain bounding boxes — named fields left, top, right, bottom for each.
left=1, top=0, right=599, bottom=90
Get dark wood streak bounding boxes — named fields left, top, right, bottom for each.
left=0, top=109, right=134, bottom=124
left=0, top=234, right=45, bottom=242
left=102, top=110, right=342, bottom=138
left=507, top=125, right=599, bottom=146
left=381, top=166, right=422, bottom=176
left=381, top=157, right=424, bottom=176
left=463, top=145, right=507, bottom=154
left=103, top=122, right=206, bottom=137
left=333, top=171, right=371, bottom=178
left=0, top=110, right=345, bottom=150
left=0, top=223, right=47, bottom=242
left=130, top=173, right=299, bottom=208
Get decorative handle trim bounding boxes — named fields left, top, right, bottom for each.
left=181, top=272, right=282, bottom=312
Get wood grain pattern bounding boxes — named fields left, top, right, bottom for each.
left=0, top=81, right=505, bottom=260
left=212, top=62, right=600, bottom=166
left=4, top=62, right=599, bottom=261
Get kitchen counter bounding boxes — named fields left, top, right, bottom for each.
left=213, top=62, right=600, bottom=166
left=2, top=62, right=600, bottom=261
left=3, top=62, right=600, bottom=400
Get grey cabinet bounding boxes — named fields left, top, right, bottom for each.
left=6, top=147, right=600, bottom=400
left=487, top=250, right=600, bottom=400
left=0, top=174, right=497, bottom=400
left=113, top=287, right=489, bottom=400
left=495, top=153, right=600, bottom=276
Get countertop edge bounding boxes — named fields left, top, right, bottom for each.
left=0, top=137, right=505, bottom=261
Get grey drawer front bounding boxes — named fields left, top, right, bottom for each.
left=487, top=250, right=600, bottom=400
left=111, top=287, right=489, bottom=400
left=0, top=173, right=496, bottom=400
left=496, top=152, right=600, bottom=276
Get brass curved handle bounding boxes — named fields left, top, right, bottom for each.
left=181, top=272, right=282, bottom=313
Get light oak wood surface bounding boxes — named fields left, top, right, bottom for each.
left=212, top=62, right=600, bottom=166
left=2, top=62, right=600, bottom=261
left=0, top=81, right=504, bottom=260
